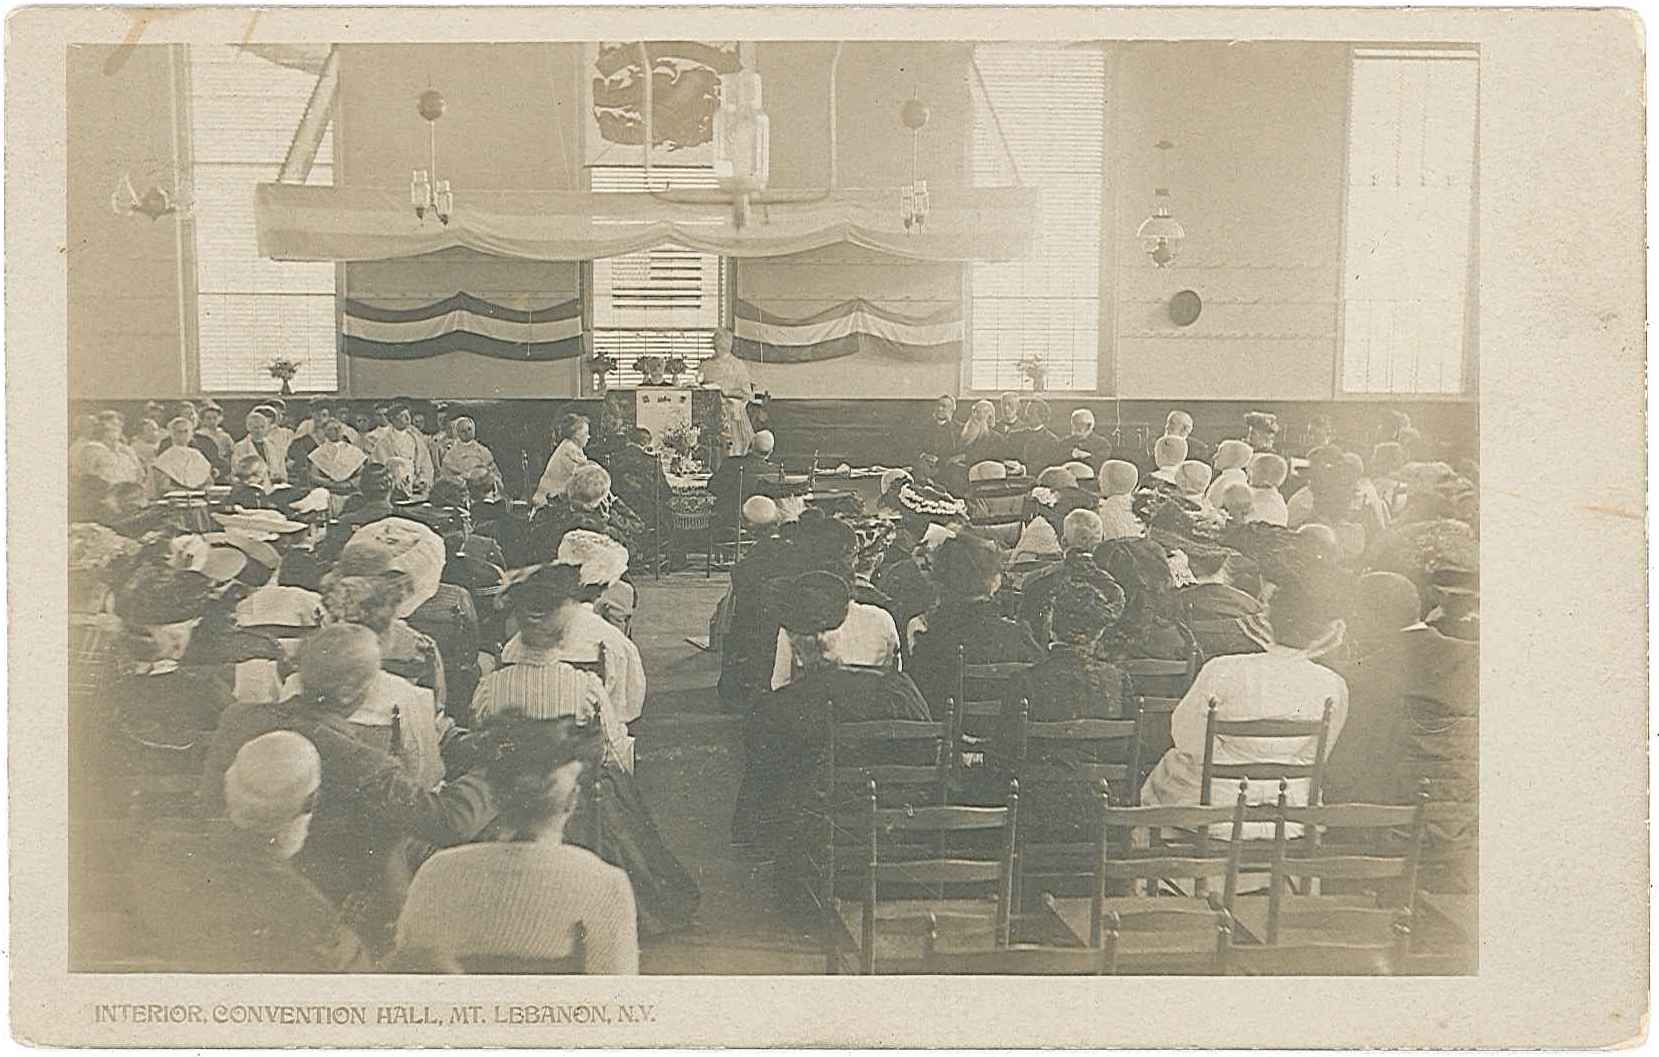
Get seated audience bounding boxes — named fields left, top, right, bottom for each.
left=533, top=413, right=594, bottom=507
left=604, top=427, right=679, bottom=569
left=709, top=428, right=781, bottom=527
left=1018, top=509, right=1121, bottom=644
left=435, top=416, right=504, bottom=499
left=1243, top=410, right=1280, bottom=453
left=532, top=463, right=645, bottom=558
left=317, top=464, right=397, bottom=561
left=370, top=404, right=436, bottom=498
left=1218, top=480, right=1256, bottom=523
left=1018, top=399, right=1069, bottom=473
left=1063, top=460, right=1099, bottom=495
left=233, top=409, right=292, bottom=485
left=198, top=624, right=498, bottom=953
left=306, top=418, right=368, bottom=501
left=1204, top=439, right=1253, bottom=510
left=917, top=394, right=961, bottom=467
left=1163, top=410, right=1211, bottom=465
left=137, top=731, right=369, bottom=972
left=1171, top=546, right=1265, bottom=662
left=1368, top=441, right=1409, bottom=516
left=1064, top=408, right=1114, bottom=465
left=1024, top=465, right=1096, bottom=539
left=1174, top=460, right=1214, bottom=508
left=1097, top=460, right=1144, bottom=540
left=769, top=569, right=899, bottom=690
left=909, top=534, right=1043, bottom=712
left=196, top=401, right=234, bottom=462
left=394, top=714, right=638, bottom=974
left=1246, top=452, right=1291, bottom=526
left=1141, top=586, right=1349, bottom=835
left=1150, top=435, right=1188, bottom=485
left=1093, top=537, right=1191, bottom=664
left=150, top=416, right=216, bottom=493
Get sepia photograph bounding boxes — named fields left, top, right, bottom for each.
left=7, top=4, right=1646, bottom=1048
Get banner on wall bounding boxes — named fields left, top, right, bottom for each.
left=339, top=292, right=583, bottom=361
left=582, top=41, right=740, bottom=167
left=732, top=298, right=962, bottom=364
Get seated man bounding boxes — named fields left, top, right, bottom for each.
left=709, top=428, right=782, bottom=529
left=316, top=463, right=396, bottom=562
left=438, top=416, right=504, bottom=499
left=604, top=427, right=680, bottom=571
left=1064, top=409, right=1114, bottom=466
left=136, top=731, right=368, bottom=972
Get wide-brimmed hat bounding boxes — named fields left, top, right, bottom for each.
left=504, top=563, right=585, bottom=611
left=205, top=530, right=281, bottom=572
left=336, top=517, right=445, bottom=617
left=113, top=565, right=214, bottom=626
left=778, top=570, right=852, bottom=635
left=556, top=529, right=629, bottom=587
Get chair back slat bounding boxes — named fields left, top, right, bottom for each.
left=834, top=720, right=951, bottom=743
left=1214, top=718, right=1327, bottom=738
left=1104, top=855, right=1240, bottom=881
left=1281, top=803, right=1422, bottom=829
left=1012, top=761, right=1130, bottom=786
left=1101, top=804, right=1244, bottom=831
left=922, top=944, right=1107, bottom=975
left=1209, top=762, right=1320, bottom=781
left=1280, top=856, right=1417, bottom=881
left=1122, top=658, right=1190, bottom=678
left=872, top=860, right=1003, bottom=885
left=874, top=805, right=1009, bottom=832
left=1025, top=718, right=1139, bottom=741
left=1107, top=906, right=1228, bottom=932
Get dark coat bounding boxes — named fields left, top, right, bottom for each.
left=909, top=598, right=1044, bottom=712
left=1171, top=582, right=1266, bottom=662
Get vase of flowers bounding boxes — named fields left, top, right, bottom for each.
left=586, top=351, right=619, bottom=396
left=635, top=355, right=667, bottom=385
left=1016, top=355, right=1047, bottom=393
left=663, top=354, right=689, bottom=386
left=266, top=357, right=301, bottom=396
left=661, top=423, right=703, bottom=475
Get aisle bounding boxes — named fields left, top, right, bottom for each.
left=625, top=574, right=823, bottom=974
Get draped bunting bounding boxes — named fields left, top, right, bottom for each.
left=732, top=298, right=961, bottom=364
left=255, top=184, right=1038, bottom=264
left=340, top=293, right=584, bottom=361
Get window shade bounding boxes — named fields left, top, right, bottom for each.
left=969, top=43, right=1105, bottom=393
left=190, top=44, right=337, bottom=394
left=589, top=165, right=726, bottom=386
left=1341, top=48, right=1477, bottom=395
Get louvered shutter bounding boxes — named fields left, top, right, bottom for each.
left=969, top=44, right=1106, bottom=393
left=1341, top=48, right=1477, bottom=395
left=589, top=166, right=728, bottom=386
left=190, top=44, right=337, bottom=393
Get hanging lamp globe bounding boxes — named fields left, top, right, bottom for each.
left=900, top=98, right=931, bottom=131
left=417, top=89, right=446, bottom=122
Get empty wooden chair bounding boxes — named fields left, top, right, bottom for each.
left=920, top=910, right=1109, bottom=975
left=826, top=777, right=1019, bottom=974
left=1223, top=780, right=1428, bottom=951
left=1217, top=905, right=1411, bottom=976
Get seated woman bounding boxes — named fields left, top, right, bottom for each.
left=1140, top=585, right=1350, bottom=836
left=149, top=416, right=216, bottom=495
left=1092, top=537, right=1193, bottom=666
left=198, top=624, right=498, bottom=955
left=745, top=572, right=933, bottom=906
left=393, top=714, right=638, bottom=974
left=474, top=564, right=698, bottom=937
left=996, top=576, right=1133, bottom=836
left=908, top=534, right=1044, bottom=714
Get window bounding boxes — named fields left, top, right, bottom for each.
left=969, top=43, right=1106, bottom=392
left=1341, top=48, right=1478, bottom=395
left=588, top=165, right=727, bottom=387
left=190, top=45, right=337, bottom=393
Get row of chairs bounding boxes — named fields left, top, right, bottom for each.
left=820, top=773, right=1438, bottom=975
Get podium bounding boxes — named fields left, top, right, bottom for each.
left=604, top=386, right=722, bottom=448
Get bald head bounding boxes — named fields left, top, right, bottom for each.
left=742, top=495, right=780, bottom=528
left=1060, top=508, right=1105, bottom=550
left=1165, top=410, right=1194, bottom=438
left=1100, top=460, right=1138, bottom=498
left=751, top=430, right=775, bottom=456
left=1070, top=409, right=1095, bottom=437
left=299, top=623, right=381, bottom=712
left=1153, top=434, right=1188, bottom=470
left=1035, top=466, right=1077, bottom=491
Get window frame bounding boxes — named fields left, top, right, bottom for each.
left=1333, top=43, right=1480, bottom=401
left=187, top=44, right=341, bottom=397
left=962, top=41, right=1111, bottom=398
left=583, top=165, right=733, bottom=393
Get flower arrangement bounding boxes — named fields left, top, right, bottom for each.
left=660, top=423, right=704, bottom=474
left=265, top=357, right=302, bottom=395
left=634, top=355, right=668, bottom=385
left=586, top=351, right=620, bottom=376
left=1016, top=355, right=1047, bottom=392
left=662, top=355, right=688, bottom=383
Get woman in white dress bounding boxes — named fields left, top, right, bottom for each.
left=697, top=327, right=756, bottom=456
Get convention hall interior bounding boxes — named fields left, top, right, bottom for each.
left=68, top=37, right=1478, bottom=975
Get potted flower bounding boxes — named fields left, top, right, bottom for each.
left=636, top=355, right=667, bottom=385
left=586, top=351, right=619, bottom=396
left=663, top=354, right=689, bottom=386
left=1016, top=355, right=1047, bottom=393
left=265, top=357, right=302, bottom=396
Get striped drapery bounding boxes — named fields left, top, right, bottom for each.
left=340, top=293, right=583, bottom=361
left=732, top=298, right=962, bottom=363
